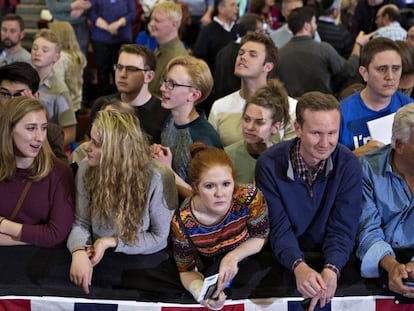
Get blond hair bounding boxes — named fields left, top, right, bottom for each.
left=84, top=111, right=152, bottom=245
left=153, top=1, right=182, bottom=24
left=33, top=28, right=61, bottom=53
left=48, top=21, right=86, bottom=69
left=164, top=55, right=213, bottom=104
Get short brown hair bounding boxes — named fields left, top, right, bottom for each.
left=119, top=44, right=156, bottom=71
left=296, top=91, right=340, bottom=126
left=1, top=13, right=24, bottom=30
left=240, top=31, right=279, bottom=67
left=360, top=37, right=400, bottom=69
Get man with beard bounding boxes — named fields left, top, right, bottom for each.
left=0, top=14, right=31, bottom=66
left=275, top=6, right=372, bottom=97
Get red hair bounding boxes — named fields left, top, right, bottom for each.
left=188, top=142, right=238, bottom=192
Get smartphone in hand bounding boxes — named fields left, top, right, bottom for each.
left=198, top=273, right=219, bottom=301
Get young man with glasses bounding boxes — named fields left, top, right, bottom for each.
left=152, top=55, right=222, bottom=197
left=88, top=44, right=169, bottom=144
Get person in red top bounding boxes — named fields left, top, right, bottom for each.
left=0, top=96, right=74, bottom=248
left=249, top=0, right=279, bottom=31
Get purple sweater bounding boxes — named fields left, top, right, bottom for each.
left=89, top=0, right=136, bottom=43
left=0, top=157, right=75, bottom=247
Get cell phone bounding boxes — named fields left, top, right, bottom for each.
left=203, top=282, right=218, bottom=300
left=198, top=273, right=219, bottom=301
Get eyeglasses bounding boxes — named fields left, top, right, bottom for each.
left=0, top=90, right=23, bottom=101
left=113, top=64, right=148, bottom=74
left=160, top=77, right=195, bottom=91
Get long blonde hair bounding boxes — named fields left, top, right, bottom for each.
left=48, top=21, right=86, bottom=69
left=0, top=97, right=53, bottom=181
left=84, top=111, right=152, bottom=245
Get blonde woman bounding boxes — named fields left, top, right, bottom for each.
left=67, top=110, right=178, bottom=294
left=0, top=97, right=74, bottom=247
left=49, top=21, right=87, bottom=112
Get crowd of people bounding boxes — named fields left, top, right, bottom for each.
left=2, top=0, right=414, bottom=310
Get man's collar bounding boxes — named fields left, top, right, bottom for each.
left=157, top=37, right=181, bottom=52
left=213, top=16, right=235, bottom=32
left=287, top=139, right=334, bottom=180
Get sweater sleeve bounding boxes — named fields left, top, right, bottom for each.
left=321, top=151, right=362, bottom=270
left=114, top=162, right=178, bottom=254
left=171, top=205, right=196, bottom=273
left=255, top=155, right=304, bottom=270
left=89, top=0, right=100, bottom=24
left=125, top=0, right=136, bottom=23
left=246, top=187, right=270, bottom=239
left=192, top=26, right=209, bottom=61
left=20, top=159, right=75, bottom=248
left=67, top=158, right=93, bottom=251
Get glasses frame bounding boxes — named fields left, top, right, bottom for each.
left=0, top=90, right=23, bottom=100
left=160, top=77, right=196, bottom=91
left=113, top=64, right=148, bottom=73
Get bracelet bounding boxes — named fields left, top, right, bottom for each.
left=71, top=246, right=86, bottom=254
left=292, top=258, right=305, bottom=272
left=324, top=263, right=340, bottom=278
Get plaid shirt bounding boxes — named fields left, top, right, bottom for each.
left=289, top=139, right=326, bottom=187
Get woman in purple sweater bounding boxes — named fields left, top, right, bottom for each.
left=0, top=97, right=75, bottom=248
left=89, top=0, right=136, bottom=96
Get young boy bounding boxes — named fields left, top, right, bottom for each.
left=31, top=28, right=77, bottom=147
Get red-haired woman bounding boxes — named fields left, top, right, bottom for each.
left=170, top=142, right=269, bottom=310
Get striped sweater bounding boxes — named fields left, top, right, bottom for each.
left=171, top=185, right=269, bottom=272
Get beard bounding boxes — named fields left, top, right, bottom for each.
left=2, top=38, right=19, bottom=48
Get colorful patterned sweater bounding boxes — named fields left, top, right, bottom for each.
left=171, top=184, right=269, bottom=272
